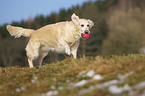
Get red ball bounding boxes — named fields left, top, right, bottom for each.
left=82, top=34, right=90, bottom=39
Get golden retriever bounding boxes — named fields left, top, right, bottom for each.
left=6, top=13, right=94, bottom=68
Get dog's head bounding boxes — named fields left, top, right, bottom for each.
left=71, top=13, right=94, bottom=39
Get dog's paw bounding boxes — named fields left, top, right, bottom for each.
left=66, top=49, right=71, bottom=55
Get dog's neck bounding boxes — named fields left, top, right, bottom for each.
left=71, top=22, right=81, bottom=39
left=63, top=22, right=81, bottom=43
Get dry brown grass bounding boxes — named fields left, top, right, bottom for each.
left=0, top=54, right=145, bottom=96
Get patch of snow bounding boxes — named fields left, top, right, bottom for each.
left=52, top=78, right=57, bottom=81
left=74, top=80, right=88, bottom=87
left=96, top=72, right=134, bottom=94
left=93, top=74, right=103, bottom=80
left=20, top=86, right=26, bottom=91
left=58, top=86, right=64, bottom=90
left=42, top=90, right=59, bottom=96
left=109, top=84, right=132, bottom=94
left=139, top=47, right=145, bottom=54
left=118, top=71, right=134, bottom=81
left=15, top=86, right=26, bottom=92
left=16, top=88, right=21, bottom=92
left=31, top=79, right=35, bottom=83
left=97, top=80, right=121, bottom=88
left=75, top=71, right=136, bottom=95
left=128, top=90, right=136, bottom=96
left=86, top=70, right=95, bottom=77
left=79, top=85, right=95, bottom=95
left=66, top=80, right=70, bottom=82
left=32, top=75, right=38, bottom=80
left=134, top=81, right=145, bottom=89
left=77, top=71, right=86, bottom=77
left=65, top=64, right=68, bottom=66
left=31, top=74, right=38, bottom=83
left=123, top=84, right=132, bottom=91
left=108, top=85, right=124, bottom=94
left=50, top=85, right=56, bottom=90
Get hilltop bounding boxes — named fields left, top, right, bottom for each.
left=0, top=54, right=145, bottom=96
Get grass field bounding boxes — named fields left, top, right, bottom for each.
left=0, top=54, right=145, bottom=96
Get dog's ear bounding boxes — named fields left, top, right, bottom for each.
left=71, top=13, right=79, bottom=25
left=88, top=19, right=94, bottom=28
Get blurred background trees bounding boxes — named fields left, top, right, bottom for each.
left=0, top=0, right=145, bottom=67
left=102, top=7, right=145, bottom=55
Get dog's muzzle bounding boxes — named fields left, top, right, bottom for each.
left=81, top=30, right=90, bottom=39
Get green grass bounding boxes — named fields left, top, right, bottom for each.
left=0, top=54, right=145, bottom=96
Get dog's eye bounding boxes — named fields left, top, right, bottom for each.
left=87, top=24, right=89, bottom=27
left=81, top=24, right=84, bottom=27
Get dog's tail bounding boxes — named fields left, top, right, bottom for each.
left=6, top=25, right=35, bottom=38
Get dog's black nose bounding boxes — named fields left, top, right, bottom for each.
left=85, top=30, right=89, bottom=34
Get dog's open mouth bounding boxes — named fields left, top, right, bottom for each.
left=81, top=33, right=90, bottom=39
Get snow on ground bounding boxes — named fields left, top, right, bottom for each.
left=39, top=70, right=145, bottom=96
left=41, top=90, right=58, bottom=96
left=93, top=74, right=103, bottom=80
left=86, top=70, right=95, bottom=77
left=15, top=86, right=26, bottom=93
left=74, top=80, right=88, bottom=87
left=134, top=81, right=145, bottom=89
left=74, top=70, right=103, bottom=87
left=31, top=74, right=38, bottom=83
left=117, top=71, right=134, bottom=81
left=108, top=84, right=132, bottom=94
left=97, top=79, right=121, bottom=88
left=77, top=70, right=145, bottom=95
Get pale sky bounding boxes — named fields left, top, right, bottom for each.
left=0, top=0, right=91, bottom=25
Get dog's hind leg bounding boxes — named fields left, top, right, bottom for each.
left=37, top=51, right=48, bottom=67
left=28, top=59, right=34, bottom=68
left=26, top=41, right=40, bottom=68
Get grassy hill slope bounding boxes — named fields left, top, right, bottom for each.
left=0, top=54, right=145, bottom=96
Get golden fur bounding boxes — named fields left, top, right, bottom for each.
left=6, top=13, right=94, bottom=68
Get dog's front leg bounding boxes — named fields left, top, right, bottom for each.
left=71, top=41, right=79, bottom=59
left=65, top=44, right=71, bottom=55
left=60, top=40, right=71, bottom=55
